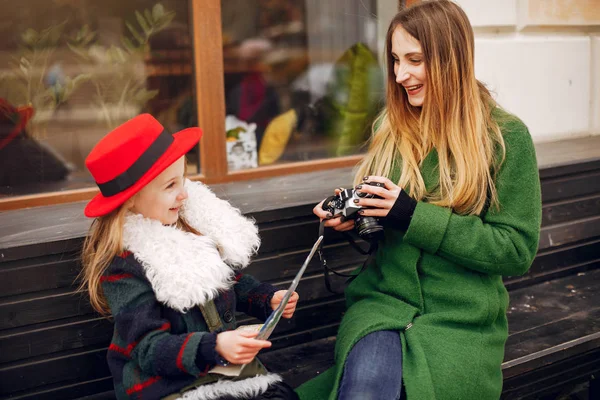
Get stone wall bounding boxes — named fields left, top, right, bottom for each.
left=456, top=0, right=599, bottom=142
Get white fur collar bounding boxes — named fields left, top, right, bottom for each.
left=122, top=180, right=260, bottom=312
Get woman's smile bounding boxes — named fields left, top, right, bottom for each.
left=405, top=84, right=424, bottom=96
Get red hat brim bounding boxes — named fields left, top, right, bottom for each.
left=84, top=127, right=202, bottom=218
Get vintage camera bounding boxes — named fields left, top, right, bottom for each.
left=321, top=181, right=385, bottom=241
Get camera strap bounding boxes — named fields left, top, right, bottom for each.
left=317, top=220, right=378, bottom=294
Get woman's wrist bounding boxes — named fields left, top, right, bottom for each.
left=385, top=189, right=417, bottom=231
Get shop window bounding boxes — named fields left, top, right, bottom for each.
left=1, top=0, right=388, bottom=210
left=0, top=0, right=198, bottom=200
left=221, top=0, right=383, bottom=171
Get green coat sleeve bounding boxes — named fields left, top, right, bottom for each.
left=403, top=122, right=542, bottom=277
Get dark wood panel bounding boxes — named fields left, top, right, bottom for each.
left=501, top=348, right=600, bottom=399
left=0, top=289, right=92, bottom=330
left=0, top=347, right=109, bottom=395
left=504, top=309, right=600, bottom=369
left=542, top=193, right=600, bottom=226
left=260, top=336, right=338, bottom=388
left=541, top=169, right=600, bottom=203
left=0, top=256, right=80, bottom=298
left=538, top=159, right=600, bottom=180
left=0, top=316, right=112, bottom=364
left=506, top=268, right=600, bottom=336
left=538, top=214, right=600, bottom=250
left=505, top=261, right=600, bottom=292
left=529, top=238, right=600, bottom=275
left=504, top=238, right=600, bottom=290
left=0, top=377, right=114, bottom=400
left=0, top=238, right=83, bottom=265
left=248, top=242, right=366, bottom=283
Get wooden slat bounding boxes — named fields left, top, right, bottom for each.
left=0, top=289, right=92, bottom=330
left=0, top=347, right=109, bottom=395
left=538, top=214, right=600, bottom=250
left=247, top=242, right=367, bottom=283
left=501, top=348, right=600, bottom=399
left=192, top=0, right=227, bottom=179
left=0, top=255, right=80, bottom=298
left=505, top=238, right=600, bottom=290
left=541, top=168, right=600, bottom=203
left=542, top=193, right=600, bottom=226
left=2, top=377, right=114, bottom=400
left=506, top=268, right=600, bottom=337
left=0, top=316, right=112, bottom=364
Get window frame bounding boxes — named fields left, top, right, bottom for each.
left=0, top=0, right=364, bottom=211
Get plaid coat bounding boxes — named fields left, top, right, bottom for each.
left=102, top=180, right=280, bottom=400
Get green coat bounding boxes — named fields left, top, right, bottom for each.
left=296, top=109, right=542, bottom=400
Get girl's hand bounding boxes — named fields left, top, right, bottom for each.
left=270, top=290, right=298, bottom=318
left=313, top=188, right=355, bottom=232
left=215, top=330, right=272, bottom=365
left=353, top=176, right=402, bottom=218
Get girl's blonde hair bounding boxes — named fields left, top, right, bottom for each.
left=80, top=189, right=199, bottom=315
left=355, top=0, right=505, bottom=215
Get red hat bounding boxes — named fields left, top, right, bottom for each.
left=84, top=114, right=202, bottom=217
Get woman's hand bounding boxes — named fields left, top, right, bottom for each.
left=353, top=176, right=402, bottom=218
left=270, top=290, right=298, bottom=318
left=215, top=330, right=272, bottom=365
left=313, top=188, right=356, bottom=232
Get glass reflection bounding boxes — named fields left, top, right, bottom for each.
left=222, top=0, right=384, bottom=171
left=0, top=0, right=197, bottom=198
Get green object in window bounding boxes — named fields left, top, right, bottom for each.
left=320, top=43, right=384, bottom=156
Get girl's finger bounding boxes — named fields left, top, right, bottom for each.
left=240, top=338, right=272, bottom=348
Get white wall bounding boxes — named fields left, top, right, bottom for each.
left=455, top=0, right=600, bottom=142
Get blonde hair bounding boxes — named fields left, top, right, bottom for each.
left=355, top=0, right=505, bottom=215
left=80, top=198, right=200, bottom=316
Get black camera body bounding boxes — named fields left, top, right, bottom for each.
left=321, top=181, right=385, bottom=241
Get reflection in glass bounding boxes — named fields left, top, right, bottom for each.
left=222, top=0, right=384, bottom=171
left=0, top=0, right=198, bottom=198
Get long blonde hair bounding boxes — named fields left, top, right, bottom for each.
left=355, top=0, right=505, bottom=215
left=80, top=204, right=200, bottom=315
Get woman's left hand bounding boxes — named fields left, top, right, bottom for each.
left=354, top=176, right=402, bottom=218
left=270, top=290, right=299, bottom=318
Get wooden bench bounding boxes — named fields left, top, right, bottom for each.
left=1, top=136, right=599, bottom=400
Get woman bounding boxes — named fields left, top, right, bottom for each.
left=298, top=1, right=541, bottom=399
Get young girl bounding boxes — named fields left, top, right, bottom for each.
left=304, top=1, right=542, bottom=399
left=80, top=114, right=299, bottom=400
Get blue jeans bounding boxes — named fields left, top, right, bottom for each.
left=337, top=330, right=403, bottom=400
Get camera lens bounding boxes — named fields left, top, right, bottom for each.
left=355, top=216, right=384, bottom=240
